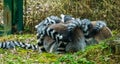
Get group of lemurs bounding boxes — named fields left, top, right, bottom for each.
left=0, top=14, right=112, bottom=54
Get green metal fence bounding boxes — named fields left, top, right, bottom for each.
left=0, top=0, right=23, bottom=36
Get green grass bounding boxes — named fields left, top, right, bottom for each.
left=0, top=34, right=120, bottom=64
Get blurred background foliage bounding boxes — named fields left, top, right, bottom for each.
left=0, top=0, right=120, bottom=33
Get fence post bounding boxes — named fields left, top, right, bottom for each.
left=3, top=0, right=23, bottom=35
left=12, top=0, right=23, bottom=34
left=3, top=0, right=12, bottom=35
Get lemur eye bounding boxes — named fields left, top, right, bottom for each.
left=51, top=22, right=54, bottom=24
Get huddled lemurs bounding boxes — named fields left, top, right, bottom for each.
left=35, top=14, right=112, bottom=53
left=0, top=14, right=112, bottom=54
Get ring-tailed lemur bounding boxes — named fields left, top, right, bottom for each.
left=84, top=21, right=106, bottom=38
left=85, top=21, right=112, bottom=45
left=74, top=18, right=108, bottom=40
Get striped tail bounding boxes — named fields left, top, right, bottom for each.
left=37, top=26, right=63, bottom=44
left=0, top=41, right=44, bottom=52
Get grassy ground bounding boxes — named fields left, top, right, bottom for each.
left=0, top=34, right=120, bottom=64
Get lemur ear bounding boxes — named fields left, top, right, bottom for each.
left=60, top=14, right=65, bottom=22
left=60, top=14, right=75, bottom=23
left=35, top=25, right=39, bottom=29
